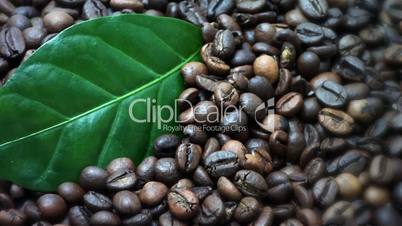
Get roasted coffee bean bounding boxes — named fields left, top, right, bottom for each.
left=261, top=114, right=289, bottom=133
left=234, top=196, right=261, bottom=223
left=201, top=43, right=230, bottom=75
left=310, top=72, right=342, bottom=90
left=253, top=54, right=279, bottom=83
left=243, top=148, right=273, bottom=174
left=136, top=156, right=156, bottom=184
left=269, top=130, right=289, bottom=155
left=22, top=27, right=46, bottom=49
left=139, top=181, right=167, bottom=206
left=280, top=42, right=296, bottom=69
left=369, top=155, right=395, bottom=186
left=175, top=143, right=202, bottom=173
left=294, top=185, right=314, bottom=208
left=154, top=134, right=181, bottom=158
left=338, top=34, right=365, bottom=57
left=212, top=30, right=236, bottom=59
left=276, top=92, right=303, bottom=117
left=239, top=92, right=263, bottom=118
left=191, top=186, right=213, bottom=201
left=234, top=170, right=268, bottom=197
left=315, top=81, right=348, bottom=108
left=275, top=68, right=292, bottom=97
left=343, top=7, right=371, bottom=30
left=79, top=166, right=108, bottom=190
left=307, top=44, right=337, bottom=59
left=43, top=11, right=74, bottom=33
left=298, top=0, right=328, bottom=19
left=207, top=1, right=234, bottom=19
left=318, top=108, right=354, bottom=136
left=217, top=176, right=242, bottom=201
left=0, top=209, right=26, bottom=226
left=335, top=173, right=361, bottom=199
left=7, top=15, right=31, bottom=30
left=0, top=192, right=13, bottom=209
left=231, top=42, right=256, bottom=66
left=313, top=177, right=338, bottom=206
left=37, top=194, right=67, bottom=220
left=320, top=137, right=348, bottom=155
left=90, top=210, right=121, bottom=226
left=273, top=204, right=296, bottom=221
left=106, top=170, right=137, bottom=191
left=57, top=182, right=85, bottom=203
left=155, top=158, right=180, bottom=185
left=295, top=22, right=324, bottom=46
left=235, top=0, right=265, bottom=13
left=178, top=1, right=206, bottom=26
left=192, top=166, right=213, bottom=186
left=322, top=201, right=354, bottom=226
left=122, top=209, right=152, bottom=226
left=327, top=150, right=369, bottom=176
left=304, top=157, right=325, bottom=184
left=280, top=218, right=303, bottom=226
left=204, top=150, right=239, bottom=177
left=334, top=56, right=365, bottom=82
left=248, top=75, right=274, bottom=101
left=68, top=206, right=91, bottom=226
left=344, top=83, right=369, bottom=100
left=227, top=72, right=248, bottom=91
left=300, top=97, right=321, bottom=121
left=167, top=189, right=199, bottom=220
left=0, top=26, right=25, bottom=59
left=82, top=0, right=108, bottom=19
left=106, top=157, right=135, bottom=174
left=181, top=62, right=208, bottom=87
left=214, top=82, right=239, bottom=108
left=364, top=185, right=390, bottom=207
left=0, top=0, right=15, bottom=16
left=113, top=190, right=141, bottom=215
left=83, top=191, right=112, bottom=212
left=251, top=206, right=273, bottom=226
left=297, top=51, right=320, bottom=78
left=285, top=8, right=307, bottom=27
left=192, top=101, right=219, bottom=124
left=196, top=192, right=224, bottom=225
left=347, top=97, right=383, bottom=123
left=265, top=171, right=292, bottom=203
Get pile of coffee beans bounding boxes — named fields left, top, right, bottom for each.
left=1, top=0, right=402, bottom=225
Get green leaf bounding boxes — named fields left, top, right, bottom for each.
left=0, top=14, right=202, bottom=191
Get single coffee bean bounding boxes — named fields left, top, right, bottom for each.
left=43, top=11, right=74, bottom=33
left=298, top=0, right=328, bottom=19
left=22, top=27, right=46, bottom=49
left=7, top=15, right=31, bottom=30
left=106, top=170, right=137, bottom=191
left=201, top=43, right=230, bottom=75
left=212, top=29, right=236, bottom=59
left=0, top=0, right=15, bottom=16
left=68, top=206, right=91, bottom=226
left=297, top=208, right=322, bottom=226
left=251, top=206, right=273, bottom=226
left=221, top=140, right=247, bottom=167
left=175, top=143, right=202, bottom=173
left=297, top=51, right=320, bottom=78
left=181, top=62, right=208, bottom=86
left=0, top=209, right=26, bottom=226
left=275, top=68, right=292, bottom=97
left=322, top=201, right=354, bottom=226
left=269, top=130, right=289, bottom=155
left=227, top=72, right=249, bottom=91
left=196, top=192, right=225, bottom=225
left=106, top=157, right=135, bottom=174
left=79, top=166, right=108, bottom=190
left=252, top=42, right=280, bottom=55
left=369, top=155, right=395, bottom=186
left=234, top=196, right=261, bottom=223
left=320, top=137, right=348, bottom=155
left=122, top=209, right=152, bottom=226
left=90, top=210, right=121, bottom=226
left=0, top=26, right=25, bottom=59
left=110, top=0, right=144, bottom=11
left=313, top=177, right=338, bottom=206
left=14, top=6, right=39, bottom=18
left=192, top=101, right=219, bottom=124
left=57, top=182, right=85, bottom=203
left=178, top=1, right=207, bottom=26
left=374, top=204, right=402, bottom=226
left=318, top=108, right=354, bottom=136
left=244, top=148, right=273, bottom=174
left=335, top=173, right=362, bottom=199
left=248, top=75, right=274, bottom=101
left=207, top=1, right=234, bottom=19
left=307, top=44, right=337, bottom=59
left=294, top=185, right=314, bottom=208
left=315, top=81, right=348, bottom=108
left=154, top=134, right=180, bottom=158
left=334, top=56, right=365, bottom=82
left=136, top=156, right=156, bottom=184
left=295, top=22, right=324, bottom=46
left=253, top=54, right=279, bottom=83
left=154, top=158, right=180, bottom=185
left=82, top=0, right=108, bottom=20
left=347, top=98, right=383, bottom=124
left=167, top=189, right=199, bottom=220
left=300, top=97, right=321, bottom=121
left=364, top=185, right=390, bottom=207
left=231, top=42, right=256, bottom=66
left=304, top=157, right=325, bottom=184
left=338, top=34, right=365, bottom=57
left=234, top=169, right=268, bottom=197
left=37, top=194, right=67, bottom=220
left=204, top=150, right=239, bottom=177
left=214, top=82, right=239, bottom=108
left=261, top=114, right=289, bottom=133
left=343, top=7, right=371, bottom=30
left=139, top=181, right=168, bottom=206
left=327, top=150, right=369, bottom=176
left=276, top=92, right=303, bottom=117
left=285, top=8, right=308, bottom=27
left=344, top=83, right=369, bottom=100
left=217, top=176, right=242, bottom=201
left=83, top=191, right=112, bottom=212
left=172, top=178, right=194, bottom=191
left=191, top=186, right=213, bottom=201
left=113, top=190, right=141, bottom=215
left=265, top=171, right=292, bottom=203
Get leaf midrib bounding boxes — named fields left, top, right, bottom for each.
left=0, top=49, right=200, bottom=149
